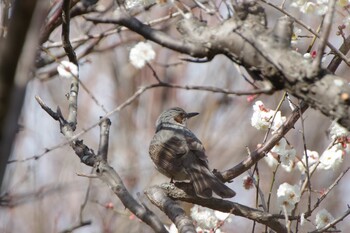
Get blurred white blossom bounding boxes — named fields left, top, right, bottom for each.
left=57, top=61, right=78, bottom=79
left=190, top=205, right=230, bottom=232
left=315, top=209, right=334, bottom=229
left=281, top=161, right=296, bottom=172
left=264, top=152, right=279, bottom=168
left=297, top=150, right=319, bottom=173
left=251, top=101, right=286, bottom=131
left=318, top=147, right=343, bottom=170
left=277, top=183, right=301, bottom=213
left=270, top=138, right=287, bottom=154
left=329, top=121, right=349, bottom=140
left=291, top=0, right=329, bottom=15
left=129, top=41, right=156, bottom=68
left=303, top=52, right=312, bottom=60
left=190, top=205, right=218, bottom=230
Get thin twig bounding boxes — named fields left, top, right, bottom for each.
left=310, top=167, right=350, bottom=214
left=310, top=206, right=350, bottom=233
left=262, top=92, right=287, bottom=144
left=259, top=0, right=350, bottom=67
left=62, top=0, right=79, bottom=130
left=8, top=82, right=271, bottom=163
left=299, top=101, right=312, bottom=214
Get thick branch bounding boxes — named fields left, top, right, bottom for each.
left=0, top=0, right=48, bottom=189
left=146, top=186, right=196, bottom=233
left=145, top=183, right=288, bottom=233
left=87, top=3, right=350, bottom=130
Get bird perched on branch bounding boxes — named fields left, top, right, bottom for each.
left=149, top=107, right=235, bottom=199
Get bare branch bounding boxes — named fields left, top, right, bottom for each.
left=309, top=167, right=350, bottom=214
left=145, top=186, right=196, bottom=233
left=311, top=0, right=336, bottom=73
left=96, top=161, right=168, bottom=233
left=328, top=35, right=350, bottom=73
left=97, top=117, right=111, bottom=161
left=61, top=0, right=78, bottom=65
left=221, top=102, right=308, bottom=180
left=146, top=183, right=288, bottom=233
left=259, top=0, right=350, bottom=67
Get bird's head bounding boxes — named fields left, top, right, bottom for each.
left=156, top=107, right=199, bottom=127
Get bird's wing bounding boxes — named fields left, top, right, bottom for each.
left=149, top=130, right=189, bottom=175
left=184, top=130, right=209, bottom=167
left=162, top=135, right=188, bottom=157
left=151, top=129, right=188, bottom=157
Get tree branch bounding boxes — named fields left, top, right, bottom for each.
left=145, top=183, right=288, bottom=233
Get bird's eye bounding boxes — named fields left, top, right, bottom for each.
left=174, top=114, right=184, bottom=123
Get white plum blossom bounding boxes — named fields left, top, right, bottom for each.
left=315, top=209, right=334, bottom=229
left=297, top=150, right=319, bottom=173
left=281, top=161, right=296, bottom=172
left=267, top=138, right=297, bottom=172
left=277, top=183, right=301, bottom=213
left=251, top=101, right=274, bottom=130
left=129, top=41, right=156, bottom=68
left=271, top=111, right=286, bottom=131
left=190, top=205, right=230, bottom=232
left=318, top=147, right=343, bottom=170
left=190, top=205, right=218, bottom=230
left=291, top=0, right=329, bottom=15
left=264, top=152, right=279, bottom=168
left=329, top=121, right=349, bottom=140
left=57, top=61, right=78, bottom=79
left=301, top=2, right=317, bottom=14
left=270, top=138, right=288, bottom=154
left=251, top=101, right=286, bottom=131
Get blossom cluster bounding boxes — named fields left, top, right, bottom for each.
left=277, top=183, right=301, bottom=213
left=251, top=101, right=286, bottom=132
left=250, top=100, right=347, bottom=228
left=251, top=101, right=347, bottom=173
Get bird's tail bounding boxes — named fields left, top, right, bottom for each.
left=186, top=164, right=236, bottom=199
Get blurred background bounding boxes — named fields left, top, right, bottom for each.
left=0, top=0, right=349, bottom=232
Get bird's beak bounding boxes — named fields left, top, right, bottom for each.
left=185, top=112, right=199, bottom=119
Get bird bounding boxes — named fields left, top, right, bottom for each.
left=149, top=107, right=236, bottom=199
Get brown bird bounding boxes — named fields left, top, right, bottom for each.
left=149, top=107, right=235, bottom=199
